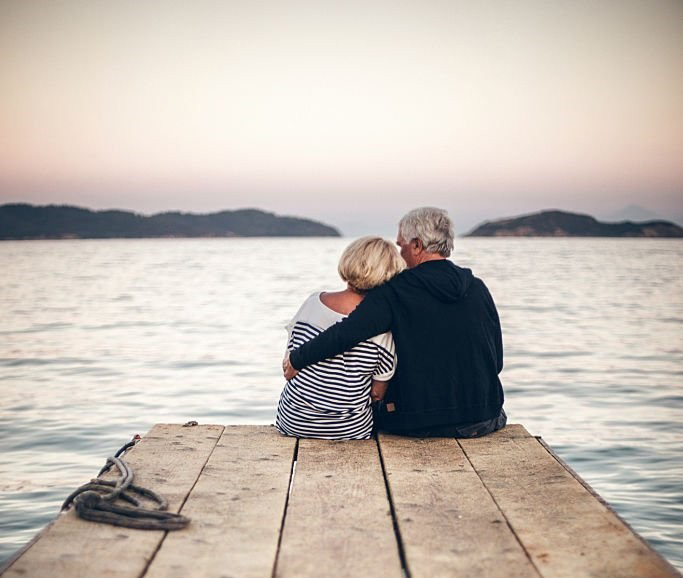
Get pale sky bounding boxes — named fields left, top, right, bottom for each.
left=1, top=0, right=682, bottom=234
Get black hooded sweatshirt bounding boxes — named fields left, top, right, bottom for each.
left=289, top=259, right=504, bottom=433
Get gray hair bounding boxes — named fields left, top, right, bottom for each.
left=398, top=207, right=454, bottom=257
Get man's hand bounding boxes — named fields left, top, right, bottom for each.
left=282, top=352, right=299, bottom=381
left=370, top=379, right=388, bottom=402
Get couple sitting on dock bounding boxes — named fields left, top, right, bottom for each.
left=277, top=207, right=506, bottom=440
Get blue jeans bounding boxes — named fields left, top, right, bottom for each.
left=375, top=407, right=507, bottom=438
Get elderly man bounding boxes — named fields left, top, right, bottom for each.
left=283, top=207, right=506, bottom=437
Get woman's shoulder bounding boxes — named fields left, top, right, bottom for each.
left=291, top=292, right=344, bottom=329
left=367, top=330, right=395, bottom=352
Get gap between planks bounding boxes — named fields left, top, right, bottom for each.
left=272, top=438, right=299, bottom=578
left=143, top=426, right=297, bottom=578
left=455, top=436, right=542, bottom=576
left=139, top=424, right=228, bottom=578
left=375, top=436, right=413, bottom=578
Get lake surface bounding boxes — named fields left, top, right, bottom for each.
left=0, top=237, right=681, bottom=570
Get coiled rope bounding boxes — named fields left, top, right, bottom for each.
left=61, top=434, right=190, bottom=530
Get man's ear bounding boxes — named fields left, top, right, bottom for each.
left=413, top=239, right=423, bottom=251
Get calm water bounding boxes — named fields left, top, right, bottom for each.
left=0, top=238, right=681, bottom=570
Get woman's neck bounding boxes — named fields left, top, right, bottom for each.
left=320, top=285, right=364, bottom=315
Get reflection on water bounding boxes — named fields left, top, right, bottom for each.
left=0, top=238, right=681, bottom=569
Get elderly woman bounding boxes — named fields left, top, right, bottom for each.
left=285, top=207, right=507, bottom=438
left=276, top=236, right=404, bottom=440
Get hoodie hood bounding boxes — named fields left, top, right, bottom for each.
left=402, top=259, right=473, bottom=303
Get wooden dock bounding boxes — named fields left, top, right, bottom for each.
left=2, top=424, right=679, bottom=578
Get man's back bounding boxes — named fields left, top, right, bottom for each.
left=373, top=260, right=504, bottom=432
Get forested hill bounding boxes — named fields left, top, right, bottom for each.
left=466, top=210, right=683, bottom=237
left=0, top=204, right=341, bottom=239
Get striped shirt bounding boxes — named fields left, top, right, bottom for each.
left=276, top=292, right=396, bottom=440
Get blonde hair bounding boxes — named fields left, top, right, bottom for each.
left=399, top=207, right=454, bottom=257
left=338, top=236, right=404, bottom=291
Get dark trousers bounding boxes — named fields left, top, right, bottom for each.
left=374, top=406, right=507, bottom=439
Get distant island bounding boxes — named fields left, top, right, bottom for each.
left=0, top=204, right=340, bottom=240
left=466, top=210, right=683, bottom=238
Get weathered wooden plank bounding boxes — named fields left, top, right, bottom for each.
left=145, top=425, right=297, bottom=578
left=379, top=433, right=539, bottom=578
left=459, top=425, right=680, bottom=578
left=275, top=438, right=403, bottom=578
left=2, top=424, right=223, bottom=578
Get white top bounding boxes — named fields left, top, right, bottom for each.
left=276, top=292, right=397, bottom=440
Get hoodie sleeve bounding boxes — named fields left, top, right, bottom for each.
left=483, top=284, right=504, bottom=373
left=289, top=286, right=393, bottom=370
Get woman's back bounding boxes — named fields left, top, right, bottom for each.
left=276, top=292, right=395, bottom=440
